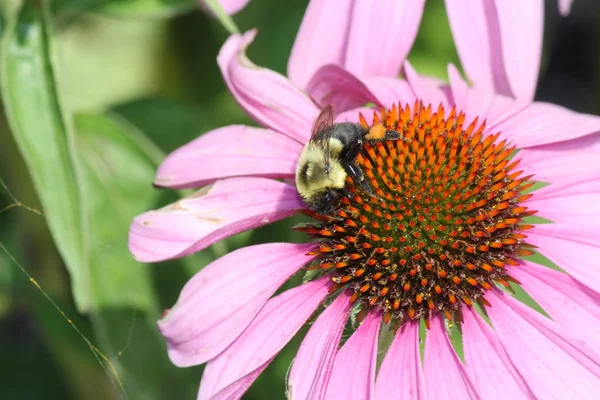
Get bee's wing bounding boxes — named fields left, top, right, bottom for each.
left=309, top=105, right=335, bottom=169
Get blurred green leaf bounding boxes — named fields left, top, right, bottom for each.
left=50, top=0, right=106, bottom=19
left=112, top=95, right=253, bottom=152
left=75, top=113, right=201, bottom=398
left=0, top=7, right=5, bottom=39
left=0, top=3, right=91, bottom=310
left=93, top=0, right=196, bottom=18
left=74, top=113, right=162, bottom=310
left=112, top=97, right=216, bottom=153
left=91, top=308, right=200, bottom=400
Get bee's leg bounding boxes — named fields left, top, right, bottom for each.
left=358, top=177, right=373, bottom=195
left=346, top=162, right=372, bottom=195
left=384, top=130, right=400, bottom=140
left=385, top=130, right=411, bottom=142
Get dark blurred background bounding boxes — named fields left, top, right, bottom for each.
left=0, top=0, right=598, bottom=399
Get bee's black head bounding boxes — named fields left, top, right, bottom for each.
left=308, top=188, right=343, bottom=215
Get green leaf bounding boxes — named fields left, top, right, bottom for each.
left=112, top=97, right=217, bottom=153
left=0, top=3, right=91, bottom=310
left=74, top=113, right=202, bottom=398
left=74, top=113, right=163, bottom=310
left=92, top=0, right=197, bottom=18
left=50, top=0, right=106, bottom=19
left=91, top=308, right=200, bottom=400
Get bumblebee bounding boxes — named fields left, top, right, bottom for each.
left=295, top=105, right=403, bottom=215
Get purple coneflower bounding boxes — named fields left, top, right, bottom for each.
left=129, top=1, right=600, bottom=398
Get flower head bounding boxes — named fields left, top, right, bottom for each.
left=303, top=102, right=535, bottom=326
left=129, top=1, right=600, bottom=399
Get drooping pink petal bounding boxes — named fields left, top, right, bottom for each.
left=424, top=315, right=481, bottom=400
left=447, top=64, right=529, bottom=133
left=198, top=0, right=251, bottom=15
left=509, top=261, right=600, bottom=350
left=493, top=0, right=544, bottom=100
left=461, top=307, right=533, bottom=399
left=324, top=311, right=381, bottom=400
left=288, top=0, right=355, bottom=89
left=154, top=125, right=302, bottom=189
left=517, top=132, right=600, bottom=183
left=306, top=65, right=379, bottom=113
left=344, top=0, right=425, bottom=78
left=306, top=66, right=418, bottom=112
left=218, top=30, right=319, bottom=143
left=524, top=176, right=600, bottom=224
left=445, top=0, right=509, bottom=96
left=445, top=0, right=542, bottom=101
left=375, top=321, right=425, bottom=400
left=158, top=242, right=314, bottom=367
left=486, top=290, right=600, bottom=399
left=527, top=223, right=600, bottom=295
left=199, top=277, right=331, bottom=400
left=404, top=62, right=452, bottom=110
left=129, top=177, right=303, bottom=262
left=492, top=100, right=600, bottom=149
left=288, top=291, right=352, bottom=400
left=559, top=0, right=574, bottom=15
left=363, top=77, right=416, bottom=109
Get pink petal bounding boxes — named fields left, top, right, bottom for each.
left=494, top=0, right=544, bottom=100
left=509, top=261, right=600, bottom=350
left=424, top=315, right=481, bottom=400
left=129, top=177, right=302, bottom=262
left=363, top=77, right=416, bottom=109
left=219, top=31, right=319, bottom=143
left=517, top=132, right=600, bottom=183
left=524, top=177, right=600, bottom=224
left=448, top=70, right=600, bottom=149
left=559, top=0, right=574, bottom=15
left=306, top=65, right=379, bottom=113
left=493, top=100, right=600, bottom=149
left=288, top=291, right=352, bottom=400
left=462, top=307, right=533, bottom=399
left=158, top=243, right=314, bottom=367
left=287, top=0, right=354, bottom=89
left=344, top=0, right=426, bottom=78
left=199, top=277, right=331, bottom=400
left=375, top=321, right=425, bottom=400
left=445, top=0, right=510, bottom=96
left=306, top=67, right=417, bottom=112
left=527, top=223, right=600, bottom=294
left=206, top=363, right=270, bottom=400
left=324, top=311, right=381, bottom=400
left=486, top=290, right=600, bottom=399
left=198, top=0, right=250, bottom=15
left=154, top=125, right=302, bottom=189
left=445, top=0, right=542, bottom=101
left=403, top=62, right=452, bottom=110
left=447, top=64, right=529, bottom=134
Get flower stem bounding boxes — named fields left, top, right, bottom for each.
left=205, top=0, right=240, bottom=34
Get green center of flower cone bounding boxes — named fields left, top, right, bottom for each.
left=301, top=102, right=537, bottom=325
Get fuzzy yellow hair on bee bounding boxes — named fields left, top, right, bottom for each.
left=295, top=105, right=404, bottom=215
